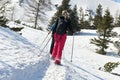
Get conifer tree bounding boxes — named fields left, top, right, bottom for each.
left=0, top=1, right=24, bottom=32
left=49, top=0, right=71, bottom=26
left=23, top=0, right=45, bottom=29
left=79, top=7, right=90, bottom=29
left=0, top=16, right=8, bottom=28
left=69, top=5, right=80, bottom=32
left=19, top=0, right=24, bottom=6
left=87, top=9, right=94, bottom=29
left=34, top=0, right=44, bottom=29
left=79, top=7, right=84, bottom=22
left=0, top=1, right=9, bottom=28
left=79, top=7, right=85, bottom=29
left=91, top=8, right=114, bottom=55
left=93, top=4, right=103, bottom=29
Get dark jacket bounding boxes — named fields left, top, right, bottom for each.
left=53, top=16, right=73, bottom=35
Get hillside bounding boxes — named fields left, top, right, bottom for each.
left=0, top=26, right=49, bottom=80
left=1, top=0, right=120, bottom=30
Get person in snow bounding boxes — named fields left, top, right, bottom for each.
left=51, top=10, right=74, bottom=65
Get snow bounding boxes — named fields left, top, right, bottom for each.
left=0, top=26, right=49, bottom=80
left=0, top=26, right=120, bottom=80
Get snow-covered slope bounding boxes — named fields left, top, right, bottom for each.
left=0, top=27, right=50, bottom=80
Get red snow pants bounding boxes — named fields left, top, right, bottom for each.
left=52, top=33, right=67, bottom=62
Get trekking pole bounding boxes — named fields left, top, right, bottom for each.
left=38, top=36, right=52, bottom=57
left=40, top=31, right=51, bottom=49
left=71, top=34, right=75, bottom=62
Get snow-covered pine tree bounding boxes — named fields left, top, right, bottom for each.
left=87, top=9, right=94, bottom=29
left=0, top=0, right=23, bottom=33
left=19, top=0, right=24, bottom=6
left=23, top=0, right=46, bottom=29
left=79, top=7, right=85, bottom=29
left=91, top=8, right=114, bottom=55
left=79, top=7, right=90, bottom=29
left=93, top=4, right=103, bottom=29
left=0, top=1, right=9, bottom=28
left=34, top=0, right=44, bottom=29
left=0, top=16, right=9, bottom=28
left=22, top=0, right=51, bottom=29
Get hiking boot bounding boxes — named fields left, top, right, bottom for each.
left=54, top=60, right=61, bottom=65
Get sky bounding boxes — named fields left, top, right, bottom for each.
left=113, top=0, right=120, bottom=3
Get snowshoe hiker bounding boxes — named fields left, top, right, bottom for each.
left=51, top=10, right=74, bottom=65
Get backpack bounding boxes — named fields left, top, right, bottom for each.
left=50, top=23, right=55, bottom=31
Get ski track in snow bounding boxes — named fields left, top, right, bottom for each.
left=63, top=57, right=104, bottom=80
left=42, top=56, right=104, bottom=80
left=42, top=59, right=66, bottom=80
left=42, top=54, right=104, bottom=80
